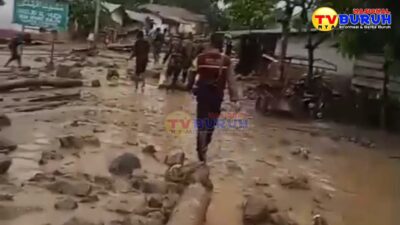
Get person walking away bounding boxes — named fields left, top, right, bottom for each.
left=181, top=32, right=196, bottom=84
left=129, top=31, right=150, bottom=92
left=152, top=28, right=164, bottom=65
left=163, top=35, right=184, bottom=90
left=192, top=33, right=240, bottom=162
left=4, top=34, right=25, bottom=68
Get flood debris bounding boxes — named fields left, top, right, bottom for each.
left=28, top=92, right=81, bottom=102
left=165, top=162, right=213, bottom=191
left=39, top=150, right=64, bottom=165
left=0, top=113, right=11, bottom=127
left=0, top=137, right=17, bottom=154
left=142, top=145, right=157, bottom=156
left=55, top=197, right=79, bottom=210
left=56, top=64, right=83, bottom=79
left=109, top=153, right=141, bottom=176
left=105, top=195, right=146, bottom=214
left=0, top=155, right=12, bottom=174
left=0, top=78, right=83, bottom=92
left=59, top=135, right=100, bottom=149
left=107, top=69, right=120, bottom=81
left=164, top=152, right=185, bottom=167
left=63, top=216, right=101, bottom=225
left=279, top=174, right=311, bottom=190
left=46, top=180, right=92, bottom=197
left=91, top=79, right=101, bottom=87
left=291, top=147, right=310, bottom=160
left=0, top=193, right=14, bottom=201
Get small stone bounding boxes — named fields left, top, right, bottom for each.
left=254, top=177, right=270, bottom=187
left=39, top=150, right=64, bottom=165
left=63, top=217, right=100, bottom=225
left=0, top=193, right=14, bottom=201
left=106, top=195, right=146, bottom=214
left=225, top=160, right=243, bottom=174
left=243, top=194, right=276, bottom=225
left=164, top=152, right=185, bottom=167
left=46, top=180, right=92, bottom=197
left=270, top=212, right=299, bottom=225
left=147, top=195, right=163, bottom=208
left=59, top=135, right=84, bottom=149
left=107, top=69, right=120, bottom=81
left=0, top=154, right=12, bottom=174
left=80, top=195, right=99, bottom=203
left=279, top=174, right=310, bottom=190
left=142, top=145, right=157, bottom=155
left=0, top=137, right=17, bottom=154
left=91, top=80, right=101, bottom=87
left=109, top=153, right=141, bottom=176
left=94, top=175, right=114, bottom=190
left=147, top=211, right=165, bottom=222
left=55, top=198, right=78, bottom=210
left=0, top=114, right=11, bottom=127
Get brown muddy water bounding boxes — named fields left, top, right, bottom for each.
left=0, top=48, right=399, bottom=225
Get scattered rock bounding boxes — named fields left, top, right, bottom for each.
left=225, top=160, right=243, bottom=174
left=165, top=162, right=213, bottom=190
left=0, top=137, right=17, bottom=154
left=39, top=150, right=64, bottom=165
left=0, top=205, right=43, bottom=220
left=29, top=172, right=56, bottom=182
left=142, top=145, right=157, bottom=155
left=0, top=114, right=11, bottom=127
left=164, top=152, right=185, bottom=167
left=243, top=194, right=278, bottom=225
left=254, top=177, right=270, bottom=187
left=63, top=217, right=100, bottom=225
left=312, top=214, right=328, bottom=225
left=147, top=211, right=165, bottom=223
left=0, top=193, right=13, bottom=201
left=91, top=80, right=101, bottom=87
left=291, top=147, right=310, bottom=160
left=46, top=180, right=92, bottom=197
left=107, top=69, right=120, bottom=81
left=360, top=138, right=375, bottom=149
left=279, top=138, right=292, bottom=146
left=279, top=174, right=310, bottom=190
left=138, top=179, right=182, bottom=195
left=59, top=135, right=100, bottom=149
left=56, top=65, right=83, bottom=79
left=55, top=198, right=78, bottom=210
left=20, top=66, right=31, bottom=72
left=80, top=195, right=99, bottom=203
left=106, top=195, right=146, bottom=214
left=0, top=154, right=12, bottom=174
left=270, top=212, right=299, bottom=225
left=94, top=175, right=114, bottom=190
left=146, top=195, right=163, bottom=208
left=132, top=169, right=147, bottom=179
left=109, top=153, right=141, bottom=176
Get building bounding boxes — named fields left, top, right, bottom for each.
left=138, top=4, right=207, bottom=34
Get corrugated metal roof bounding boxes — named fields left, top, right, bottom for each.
left=139, top=4, right=207, bottom=23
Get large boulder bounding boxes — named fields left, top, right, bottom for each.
left=0, top=154, right=12, bottom=174
left=109, top=153, right=141, bottom=176
left=243, top=194, right=277, bottom=225
left=56, top=65, right=83, bottom=79
left=46, top=180, right=92, bottom=197
left=0, top=114, right=11, bottom=127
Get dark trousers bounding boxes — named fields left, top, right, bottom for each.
left=196, top=94, right=223, bottom=157
left=166, top=65, right=182, bottom=87
left=4, top=50, right=21, bottom=67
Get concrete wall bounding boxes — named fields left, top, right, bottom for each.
left=275, top=35, right=355, bottom=77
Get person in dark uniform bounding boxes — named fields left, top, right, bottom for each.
left=129, top=31, right=150, bottom=91
left=4, top=34, right=24, bottom=68
left=152, top=28, right=164, bottom=65
left=192, top=33, right=240, bottom=162
left=163, top=35, right=184, bottom=90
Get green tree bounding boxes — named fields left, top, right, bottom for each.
left=69, top=0, right=110, bottom=35
left=323, top=0, right=400, bottom=128
left=228, top=0, right=275, bottom=29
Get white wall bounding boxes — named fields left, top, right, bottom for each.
left=275, top=35, right=355, bottom=76
left=0, top=0, right=21, bottom=30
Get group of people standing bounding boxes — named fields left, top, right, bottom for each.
left=129, top=28, right=203, bottom=91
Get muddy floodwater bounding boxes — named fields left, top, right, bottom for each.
left=0, top=45, right=399, bottom=225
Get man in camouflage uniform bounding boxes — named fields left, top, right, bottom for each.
left=163, top=35, right=185, bottom=89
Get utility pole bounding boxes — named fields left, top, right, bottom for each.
left=94, top=0, right=101, bottom=42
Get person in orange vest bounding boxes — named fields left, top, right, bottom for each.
left=192, top=33, right=240, bottom=162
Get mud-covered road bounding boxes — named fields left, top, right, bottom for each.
left=0, top=45, right=400, bottom=225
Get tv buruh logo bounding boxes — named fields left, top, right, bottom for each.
left=312, top=7, right=339, bottom=32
